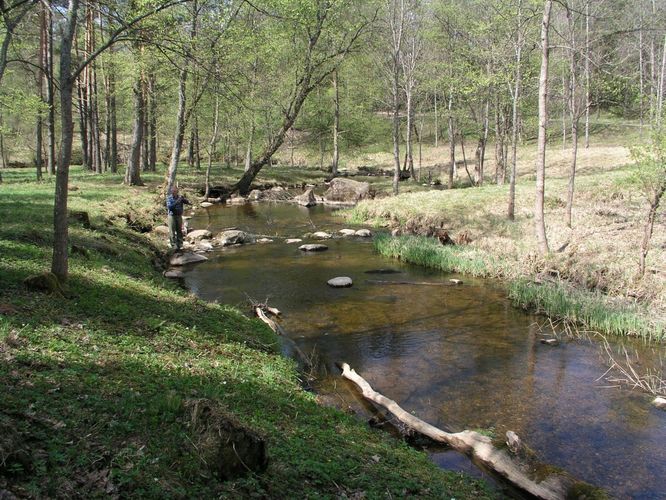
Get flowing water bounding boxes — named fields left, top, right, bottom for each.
left=182, top=202, right=666, bottom=499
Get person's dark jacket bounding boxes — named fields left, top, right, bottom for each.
left=166, top=194, right=190, bottom=216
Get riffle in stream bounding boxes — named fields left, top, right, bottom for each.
left=182, top=202, right=665, bottom=499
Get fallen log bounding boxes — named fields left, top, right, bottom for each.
left=340, top=363, right=600, bottom=500
left=255, top=307, right=283, bottom=335
left=365, top=280, right=454, bottom=287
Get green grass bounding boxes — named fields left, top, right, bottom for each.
left=0, top=166, right=495, bottom=498
left=508, top=280, right=663, bottom=341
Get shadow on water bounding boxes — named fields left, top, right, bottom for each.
left=183, top=202, right=666, bottom=499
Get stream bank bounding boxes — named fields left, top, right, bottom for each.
left=180, top=200, right=666, bottom=499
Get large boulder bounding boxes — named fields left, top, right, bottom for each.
left=324, top=178, right=372, bottom=204
left=186, top=229, right=212, bottom=241
left=312, top=231, right=332, bottom=239
left=339, top=229, right=357, bottom=236
left=294, top=188, right=317, bottom=207
left=169, top=252, right=208, bottom=266
left=218, top=230, right=253, bottom=246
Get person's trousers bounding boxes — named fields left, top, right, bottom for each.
left=168, top=214, right=183, bottom=250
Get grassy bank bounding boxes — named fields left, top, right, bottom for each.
left=0, top=167, right=494, bottom=498
left=350, top=141, right=665, bottom=341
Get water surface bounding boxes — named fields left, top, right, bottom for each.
left=183, top=202, right=666, bottom=499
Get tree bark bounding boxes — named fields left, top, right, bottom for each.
left=584, top=1, right=591, bottom=147
left=166, top=65, right=188, bottom=192
left=205, top=94, right=220, bottom=199
left=51, top=0, right=81, bottom=282
left=125, top=74, right=145, bottom=186
left=565, top=2, right=580, bottom=229
left=535, top=0, right=552, bottom=255
left=148, top=73, right=157, bottom=171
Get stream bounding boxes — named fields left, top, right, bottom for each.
left=182, top=202, right=666, bottom=499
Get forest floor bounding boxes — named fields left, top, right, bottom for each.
left=0, top=168, right=495, bottom=498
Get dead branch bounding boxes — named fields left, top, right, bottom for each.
left=340, top=362, right=598, bottom=500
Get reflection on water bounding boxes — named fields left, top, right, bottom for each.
left=183, top=203, right=666, bottom=499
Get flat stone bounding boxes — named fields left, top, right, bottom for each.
left=355, top=229, right=372, bottom=237
left=186, top=229, right=213, bottom=241
left=257, top=238, right=274, bottom=244
left=299, top=244, right=328, bottom=252
left=449, top=279, right=463, bottom=285
left=312, top=231, right=332, bottom=239
left=164, top=269, right=185, bottom=279
left=169, top=252, right=208, bottom=266
left=285, top=238, right=303, bottom=244
left=653, top=397, right=666, bottom=410
left=200, top=202, right=213, bottom=208
left=540, top=338, right=559, bottom=346
left=339, top=229, right=357, bottom=236
left=327, top=277, right=353, bottom=288
left=153, top=225, right=170, bottom=236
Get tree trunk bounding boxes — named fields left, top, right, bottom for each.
left=565, top=3, right=580, bottom=229
left=434, top=91, right=438, bottom=147
left=535, top=0, right=552, bottom=255
left=508, top=0, right=523, bottom=221
left=332, top=69, right=340, bottom=176
left=244, top=121, right=254, bottom=173
left=584, top=2, right=591, bottom=146
left=448, top=91, right=455, bottom=189
left=52, top=0, right=81, bottom=282
left=35, top=5, right=45, bottom=181
left=166, top=65, right=188, bottom=192
left=148, top=73, right=157, bottom=171
left=405, top=88, right=414, bottom=180
left=205, top=95, right=220, bottom=199
left=639, top=185, right=665, bottom=277
left=392, top=53, right=401, bottom=195
left=125, top=74, right=145, bottom=186
left=494, top=98, right=504, bottom=185
left=45, top=5, right=56, bottom=175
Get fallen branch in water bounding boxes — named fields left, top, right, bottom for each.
left=365, top=280, right=454, bottom=286
left=254, top=307, right=283, bottom=335
left=339, top=362, right=599, bottom=500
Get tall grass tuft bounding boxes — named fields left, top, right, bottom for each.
left=509, top=280, right=664, bottom=341
left=374, top=234, right=489, bottom=277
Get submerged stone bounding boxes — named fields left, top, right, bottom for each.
left=285, top=238, right=303, bottom=244
left=299, top=244, right=328, bottom=252
left=449, top=279, right=463, bottom=285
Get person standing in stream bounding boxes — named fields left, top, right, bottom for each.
left=166, top=186, right=191, bottom=251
